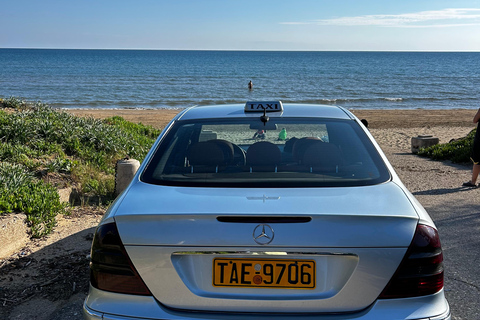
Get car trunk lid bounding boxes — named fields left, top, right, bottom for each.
left=114, top=181, right=417, bottom=313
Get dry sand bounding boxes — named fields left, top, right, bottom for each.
left=66, top=108, right=476, bottom=130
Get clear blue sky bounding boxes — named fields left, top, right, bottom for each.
left=2, top=0, right=480, bottom=51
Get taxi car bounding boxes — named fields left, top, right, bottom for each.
left=83, top=102, right=450, bottom=320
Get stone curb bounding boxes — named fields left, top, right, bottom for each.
left=0, top=213, right=29, bottom=259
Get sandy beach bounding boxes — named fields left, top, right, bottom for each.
left=66, top=108, right=476, bottom=130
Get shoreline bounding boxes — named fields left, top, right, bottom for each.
left=65, top=108, right=477, bottom=130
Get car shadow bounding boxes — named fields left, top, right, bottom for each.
left=423, top=202, right=480, bottom=320
left=412, top=186, right=473, bottom=196
left=393, top=152, right=415, bottom=156
left=393, top=151, right=471, bottom=171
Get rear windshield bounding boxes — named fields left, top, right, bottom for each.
left=141, top=118, right=390, bottom=187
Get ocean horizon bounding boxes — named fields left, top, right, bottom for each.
left=1, top=48, right=479, bottom=110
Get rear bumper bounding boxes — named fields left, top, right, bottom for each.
left=83, top=286, right=450, bottom=320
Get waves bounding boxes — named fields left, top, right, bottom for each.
left=1, top=49, right=480, bottom=110
left=53, top=96, right=477, bottom=110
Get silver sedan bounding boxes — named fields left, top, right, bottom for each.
left=84, top=102, right=450, bottom=320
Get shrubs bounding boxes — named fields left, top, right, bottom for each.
left=1, top=98, right=161, bottom=237
left=417, top=129, right=475, bottom=163
left=0, top=163, right=64, bottom=237
left=0, top=96, right=29, bottom=110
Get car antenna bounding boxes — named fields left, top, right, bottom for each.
left=260, top=108, right=269, bottom=126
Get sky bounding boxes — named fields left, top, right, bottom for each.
left=2, top=0, right=480, bottom=51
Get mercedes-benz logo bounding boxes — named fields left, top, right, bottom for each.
left=253, top=224, right=274, bottom=245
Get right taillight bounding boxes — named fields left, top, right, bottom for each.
left=379, top=224, right=444, bottom=299
left=90, top=222, right=151, bottom=296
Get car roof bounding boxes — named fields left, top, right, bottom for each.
left=176, top=103, right=355, bottom=121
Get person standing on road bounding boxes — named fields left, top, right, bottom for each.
left=463, top=108, right=480, bottom=188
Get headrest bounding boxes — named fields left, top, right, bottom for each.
left=188, top=141, right=226, bottom=166
left=292, top=137, right=323, bottom=162
left=302, top=141, right=342, bottom=167
left=246, top=141, right=282, bottom=166
left=209, top=139, right=234, bottom=162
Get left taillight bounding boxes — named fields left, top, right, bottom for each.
left=90, top=222, right=151, bottom=295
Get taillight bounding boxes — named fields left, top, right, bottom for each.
left=90, top=222, right=151, bottom=295
left=379, top=224, right=444, bottom=299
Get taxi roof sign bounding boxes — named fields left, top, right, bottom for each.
left=245, top=101, right=283, bottom=112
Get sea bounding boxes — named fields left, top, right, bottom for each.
left=1, top=49, right=480, bottom=110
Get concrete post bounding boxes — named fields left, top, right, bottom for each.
left=411, top=135, right=439, bottom=154
left=115, top=158, right=140, bottom=195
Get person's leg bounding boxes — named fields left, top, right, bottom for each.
left=471, top=163, right=480, bottom=184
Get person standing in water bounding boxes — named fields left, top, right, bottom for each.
left=248, top=80, right=253, bottom=90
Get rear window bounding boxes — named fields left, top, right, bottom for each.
left=141, top=118, right=390, bottom=187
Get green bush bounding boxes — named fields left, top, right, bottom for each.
left=104, top=116, right=161, bottom=139
left=1, top=101, right=158, bottom=180
left=418, top=129, right=475, bottom=163
left=46, top=158, right=74, bottom=173
left=0, top=96, right=29, bottom=109
left=0, top=97, right=161, bottom=236
left=0, top=163, right=65, bottom=237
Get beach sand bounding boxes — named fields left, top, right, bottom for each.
left=67, top=108, right=476, bottom=130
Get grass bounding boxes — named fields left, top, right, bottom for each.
left=418, top=128, right=476, bottom=163
left=0, top=97, right=161, bottom=237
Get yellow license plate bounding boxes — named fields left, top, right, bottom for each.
left=213, top=258, right=316, bottom=289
